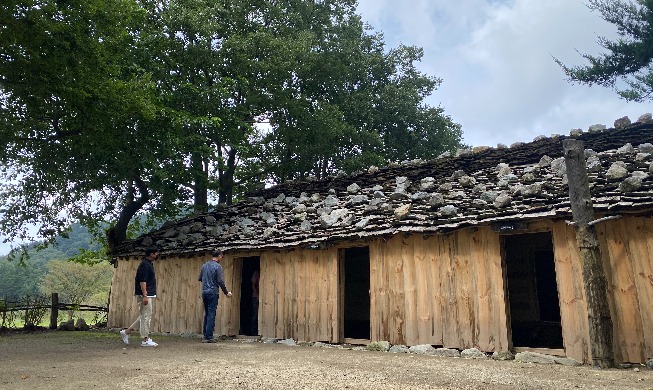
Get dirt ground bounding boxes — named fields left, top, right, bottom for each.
left=0, top=329, right=652, bottom=390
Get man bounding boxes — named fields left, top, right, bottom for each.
left=120, top=246, right=159, bottom=347
left=198, top=249, right=232, bottom=343
left=250, top=269, right=260, bottom=335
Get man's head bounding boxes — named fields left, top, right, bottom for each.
left=211, top=249, right=224, bottom=261
left=145, top=246, right=159, bottom=259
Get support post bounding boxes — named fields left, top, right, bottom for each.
left=50, top=293, right=59, bottom=330
left=563, top=139, right=614, bottom=368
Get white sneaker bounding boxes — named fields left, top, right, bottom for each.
left=141, top=338, right=158, bottom=347
left=120, top=329, right=129, bottom=345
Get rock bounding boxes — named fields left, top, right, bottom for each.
left=439, top=205, right=458, bottom=217
left=394, top=204, right=412, bottom=221
left=366, top=341, right=390, bottom=352
left=617, top=143, right=635, bottom=154
left=553, top=357, right=581, bottom=366
left=492, top=351, right=515, bottom=361
left=389, top=345, right=409, bottom=353
left=619, top=176, right=643, bottom=192
left=278, top=338, right=297, bottom=346
left=433, top=348, right=461, bottom=358
left=408, top=344, right=436, bottom=355
left=347, top=183, right=361, bottom=194
left=493, top=193, right=512, bottom=208
left=639, top=143, right=653, bottom=153
left=515, top=351, right=556, bottom=364
left=58, top=319, right=75, bottom=331
left=606, top=162, right=629, bottom=179
left=588, top=124, right=606, bottom=132
left=75, top=318, right=89, bottom=331
left=461, top=348, right=486, bottom=359
left=614, top=116, right=631, bottom=129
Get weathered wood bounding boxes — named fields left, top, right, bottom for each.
left=552, top=221, right=591, bottom=364
left=49, top=293, right=59, bottom=330
left=563, top=139, right=614, bottom=368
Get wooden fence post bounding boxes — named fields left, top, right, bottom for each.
left=563, top=139, right=614, bottom=368
left=49, top=293, right=59, bottom=329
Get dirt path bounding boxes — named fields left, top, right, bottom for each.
left=0, top=330, right=651, bottom=389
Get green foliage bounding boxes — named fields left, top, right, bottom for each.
left=0, top=257, right=46, bottom=300
left=0, top=0, right=462, bottom=255
left=40, top=260, right=112, bottom=306
left=555, top=0, right=653, bottom=101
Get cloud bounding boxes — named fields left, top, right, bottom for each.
left=357, top=0, right=652, bottom=147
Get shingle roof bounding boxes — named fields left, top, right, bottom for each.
left=112, top=119, right=653, bottom=257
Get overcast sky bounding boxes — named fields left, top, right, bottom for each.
left=356, top=0, right=651, bottom=147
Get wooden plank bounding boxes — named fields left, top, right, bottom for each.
left=402, top=235, right=418, bottom=346
left=413, top=235, right=433, bottom=345
left=454, top=229, right=474, bottom=349
left=638, top=218, right=653, bottom=359
left=430, top=235, right=445, bottom=345
left=296, top=250, right=306, bottom=342
left=368, top=239, right=382, bottom=342
left=484, top=227, right=510, bottom=352
left=326, top=248, right=340, bottom=342
left=259, top=253, right=274, bottom=338
left=601, top=218, right=645, bottom=363
left=442, top=232, right=459, bottom=348
left=307, top=251, right=319, bottom=341
left=512, top=347, right=566, bottom=357
left=474, top=227, right=492, bottom=351
left=552, top=221, right=590, bottom=364
left=387, top=235, right=405, bottom=344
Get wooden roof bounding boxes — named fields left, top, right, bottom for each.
left=112, top=119, right=653, bottom=257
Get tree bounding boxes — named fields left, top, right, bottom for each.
left=0, top=0, right=197, bottom=254
left=555, top=0, right=653, bottom=102
left=40, top=259, right=112, bottom=307
left=0, top=0, right=462, bottom=257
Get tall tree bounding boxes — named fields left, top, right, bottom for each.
left=555, top=0, right=653, bottom=102
left=0, top=0, right=462, bottom=256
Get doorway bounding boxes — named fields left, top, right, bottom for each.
left=502, top=232, right=563, bottom=349
left=239, top=256, right=260, bottom=336
left=341, top=246, right=370, bottom=340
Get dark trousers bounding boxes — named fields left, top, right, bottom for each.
left=251, top=297, right=259, bottom=335
left=202, top=292, right=219, bottom=340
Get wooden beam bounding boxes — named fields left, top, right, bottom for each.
left=563, top=139, right=614, bottom=368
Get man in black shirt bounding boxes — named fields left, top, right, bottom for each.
left=120, top=246, right=159, bottom=347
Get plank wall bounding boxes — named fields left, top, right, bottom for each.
left=258, top=248, right=340, bottom=342
left=369, top=226, right=510, bottom=351
left=553, top=216, right=653, bottom=364
left=108, top=252, right=240, bottom=337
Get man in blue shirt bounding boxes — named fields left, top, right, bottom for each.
left=198, top=249, right=232, bottom=342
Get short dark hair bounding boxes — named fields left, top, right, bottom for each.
left=145, top=246, right=159, bottom=256
left=211, top=249, right=223, bottom=257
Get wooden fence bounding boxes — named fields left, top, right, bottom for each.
left=0, top=293, right=108, bottom=329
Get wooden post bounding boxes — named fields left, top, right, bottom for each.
left=563, top=139, right=614, bottom=368
left=49, top=293, right=59, bottom=329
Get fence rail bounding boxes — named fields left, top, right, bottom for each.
left=1, top=293, right=108, bottom=329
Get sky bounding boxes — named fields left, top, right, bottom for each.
left=1, top=0, right=651, bottom=256
left=355, top=0, right=652, bottom=147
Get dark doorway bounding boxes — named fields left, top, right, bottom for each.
left=503, top=232, right=563, bottom=349
left=342, top=246, right=370, bottom=340
left=239, top=257, right=260, bottom=336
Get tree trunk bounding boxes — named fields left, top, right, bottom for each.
left=192, top=152, right=209, bottom=213
left=563, top=139, right=614, bottom=368
left=106, top=174, right=150, bottom=252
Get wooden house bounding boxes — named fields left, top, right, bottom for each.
left=109, top=118, right=653, bottom=364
